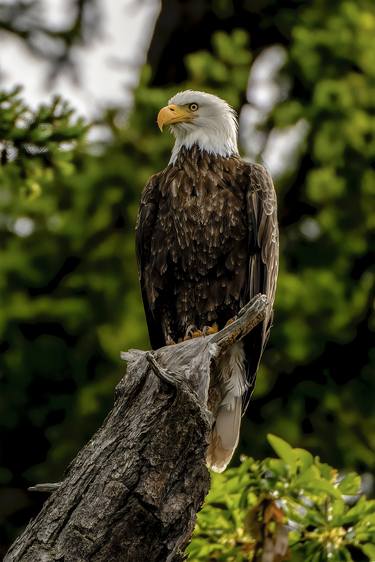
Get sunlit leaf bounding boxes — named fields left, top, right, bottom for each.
left=338, top=473, right=361, bottom=495
left=267, top=434, right=298, bottom=471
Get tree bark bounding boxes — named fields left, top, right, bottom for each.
left=147, top=0, right=297, bottom=86
left=5, top=295, right=268, bottom=562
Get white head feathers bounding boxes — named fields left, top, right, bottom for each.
left=167, top=90, right=239, bottom=164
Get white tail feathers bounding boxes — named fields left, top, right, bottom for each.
left=206, top=343, right=246, bottom=473
left=206, top=397, right=242, bottom=472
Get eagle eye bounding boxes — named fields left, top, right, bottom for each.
left=189, top=103, right=199, bottom=112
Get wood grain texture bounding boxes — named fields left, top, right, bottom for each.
left=5, top=294, right=267, bottom=562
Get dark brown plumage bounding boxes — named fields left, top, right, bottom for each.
left=136, top=144, right=279, bottom=404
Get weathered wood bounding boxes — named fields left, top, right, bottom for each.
left=5, top=294, right=268, bottom=562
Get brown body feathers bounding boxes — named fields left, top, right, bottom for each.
left=136, top=145, right=278, bottom=404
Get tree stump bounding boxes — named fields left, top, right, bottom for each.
left=5, top=294, right=268, bottom=562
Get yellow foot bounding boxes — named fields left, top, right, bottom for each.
left=203, top=323, right=219, bottom=336
left=183, top=325, right=203, bottom=341
left=166, top=336, right=176, bottom=346
left=224, top=317, right=236, bottom=327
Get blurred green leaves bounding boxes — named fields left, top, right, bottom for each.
left=186, top=30, right=251, bottom=107
left=259, top=0, right=375, bottom=471
left=0, top=87, right=87, bottom=199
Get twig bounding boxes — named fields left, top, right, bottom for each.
left=28, top=482, right=62, bottom=493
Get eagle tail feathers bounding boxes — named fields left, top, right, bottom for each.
left=206, top=397, right=242, bottom=472
left=206, top=343, right=246, bottom=473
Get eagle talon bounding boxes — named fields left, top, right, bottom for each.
left=184, top=324, right=203, bottom=340
left=183, top=324, right=196, bottom=340
left=224, top=317, right=237, bottom=327
left=203, top=323, right=219, bottom=336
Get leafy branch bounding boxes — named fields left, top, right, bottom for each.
left=189, top=436, right=375, bottom=562
left=0, top=87, right=87, bottom=197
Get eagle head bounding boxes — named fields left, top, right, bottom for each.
left=157, top=90, right=239, bottom=163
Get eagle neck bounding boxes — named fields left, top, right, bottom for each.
left=171, top=144, right=238, bottom=168
left=169, top=132, right=238, bottom=165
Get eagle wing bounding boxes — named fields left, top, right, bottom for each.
left=243, top=162, right=279, bottom=398
left=135, top=173, right=165, bottom=350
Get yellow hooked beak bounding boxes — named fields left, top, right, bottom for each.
left=157, top=104, right=192, bottom=131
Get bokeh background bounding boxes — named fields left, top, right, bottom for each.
left=0, top=0, right=374, bottom=555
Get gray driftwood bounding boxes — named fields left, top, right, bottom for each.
left=5, top=294, right=268, bottom=562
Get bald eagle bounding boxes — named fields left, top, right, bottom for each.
left=136, top=90, right=279, bottom=472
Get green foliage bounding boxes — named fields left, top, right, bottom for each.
left=189, top=436, right=375, bottom=562
left=249, top=0, right=375, bottom=470
left=186, top=29, right=251, bottom=106
left=0, top=87, right=86, bottom=198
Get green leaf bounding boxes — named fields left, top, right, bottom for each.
left=361, top=543, right=375, bottom=560
left=267, top=434, right=298, bottom=471
left=295, top=448, right=314, bottom=472
left=316, top=461, right=335, bottom=480
left=331, top=497, right=346, bottom=520
left=295, top=465, right=321, bottom=485
left=267, top=458, right=288, bottom=477
left=342, top=497, right=375, bottom=524
left=338, top=473, right=361, bottom=495
left=336, top=546, right=354, bottom=562
left=303, top=478, right=341, bottom=499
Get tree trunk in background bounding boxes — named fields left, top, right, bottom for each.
left=5, top=296, right=268, bottom=562
left=147, top=0, right=298, bottom=86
